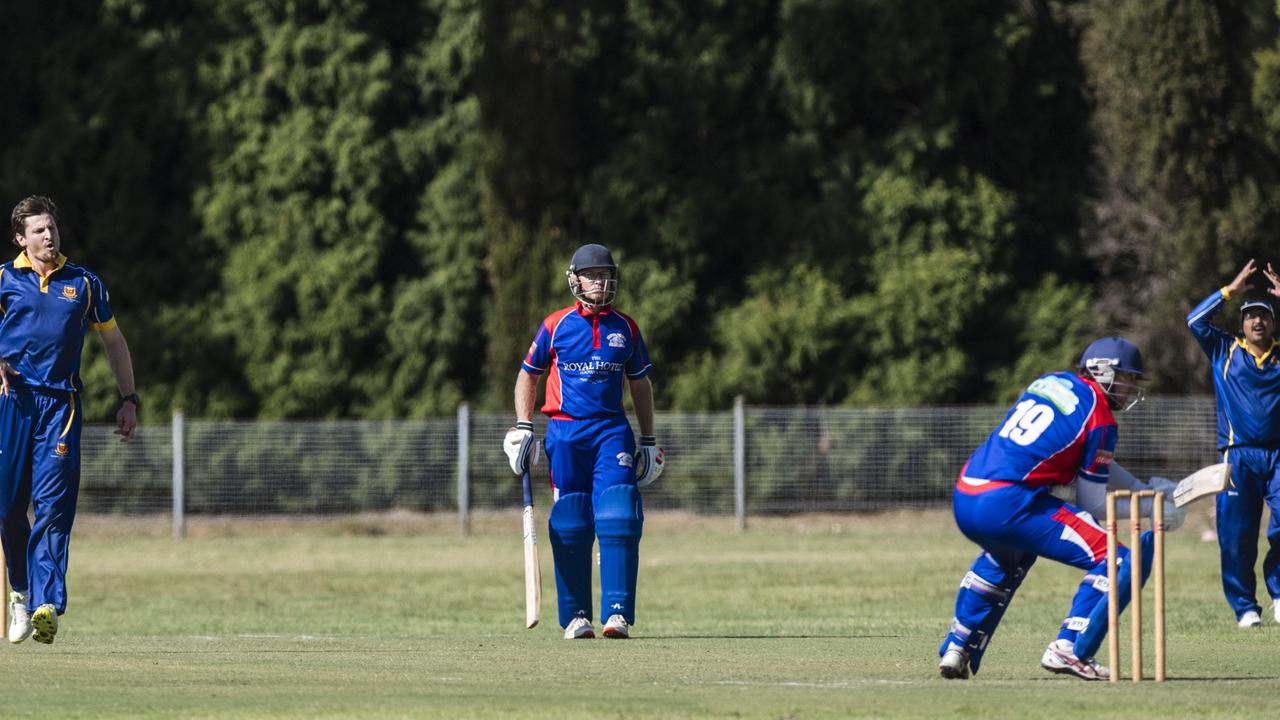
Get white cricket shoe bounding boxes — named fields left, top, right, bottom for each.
left=602, top=614, right=630, bottom=639
left=1040, top=639, right=1110, bottom=681
left=7, top=592, right=31, bottom=644
left=1273, top=599, right=1280, bottom=624
left=938, top=647, right=970, bottom=679
left=1238, top=610, right=1262, bottom=628
left=563, top=617, right=594, bottom=640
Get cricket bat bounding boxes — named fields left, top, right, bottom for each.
left=522, top=469, right=541, bottom=629
left=1172, top=462, right=1231, bottom=508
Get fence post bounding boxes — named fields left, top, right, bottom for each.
left=734, top=395, right=746, bottom=532
left=458, top=402, right=470, bottom=534
left=172, top=409, right=185, bottom=540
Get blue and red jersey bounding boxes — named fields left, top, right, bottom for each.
left=1186, top=290, right=1280, bottom=450
left=0, top=252, right=116, bottom=393
left=961, top=371, right=1117, bottom=490
left=521, top=302, right=652, bottom=420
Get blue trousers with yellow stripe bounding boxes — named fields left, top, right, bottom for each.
left=0, top=386, right=82, bottom=615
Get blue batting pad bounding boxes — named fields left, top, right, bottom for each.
left=1074, top=531, right=1154, bottom=660
left=549, top=492, right=595, bottom=628
left=939, top=552, right=1034, bottom=675
left=595, top=484, right=644, bottom=624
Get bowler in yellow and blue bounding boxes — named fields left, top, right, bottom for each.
left=0, top=195, right=138, bottom=645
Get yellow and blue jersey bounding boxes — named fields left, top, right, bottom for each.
left=1187, top=289, right=1280, bottom=450
left=0, top=252, right=115, bottom=393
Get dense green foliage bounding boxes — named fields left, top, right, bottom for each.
left=2, top=0, right=1277, bottom=419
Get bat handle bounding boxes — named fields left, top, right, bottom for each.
left=522, top=470, right=534, bottom=509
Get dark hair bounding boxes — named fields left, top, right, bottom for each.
left=11, top=195, right=59, bottom=246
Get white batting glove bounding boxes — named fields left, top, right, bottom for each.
left=1161, top=496, right=1187, bottom=532
left=1147, top=476, right=1177, bottom=495
left=503, top=421, right=540, bottom=475
left=634, top=435, right=665, bottom=488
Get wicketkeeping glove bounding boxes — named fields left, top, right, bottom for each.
left=503, top=421, right=540, bottom=475
left=634, top=435, right=665, bottom=488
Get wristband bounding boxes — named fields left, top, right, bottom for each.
left=120, top=392, right=141, bottom=409
left=640, top=435, right=656, bottom=446
left=516, top=420, right=533, bottom=432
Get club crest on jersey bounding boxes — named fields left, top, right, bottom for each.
left=607, top=332, right=626, bottom=348
left=55, top=442, right=69, bottom=457
left=62, top=285, right=78, bottom=299
left=616, top=452, right=634, bottom=468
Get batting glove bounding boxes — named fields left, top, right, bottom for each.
left=504, top=421, right=540, bottom=475
left=634, top=435, right=665, bottom=488
left=1161, top=495, right=1187, bottom=532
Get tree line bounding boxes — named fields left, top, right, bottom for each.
left=2, top=0, right=1278, bottom=421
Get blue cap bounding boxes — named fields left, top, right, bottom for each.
left=1241, top=299, right=1274, bottom=317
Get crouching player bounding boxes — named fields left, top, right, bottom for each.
left=505, top=243, right=665, bottom=640
left=937, top=337, right=1185, bottom=680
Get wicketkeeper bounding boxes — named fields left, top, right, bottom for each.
left=505, top=243, right=664, bottom=640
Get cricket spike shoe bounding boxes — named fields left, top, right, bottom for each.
left=7, top=592, right=31, bottom=644
left=30, top=604, right=57, bottom=645
left=602, top=614, right=630, bottom=639
left=563, top=617, right=594, bottom=640
left=1040, top=639, right=1109, bottom=681
left=1238, top=610, right=1262, bottom=628
left=938, top=647, right=970, bottom=679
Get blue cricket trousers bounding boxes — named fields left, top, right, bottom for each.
left=0, top=385, right=82, bottom=614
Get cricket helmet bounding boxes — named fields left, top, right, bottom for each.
left=1079, top=336, right=1145, bottom=411
left=566, top=243, right=618, bottom=309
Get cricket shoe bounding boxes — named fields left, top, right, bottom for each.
left=1238, top=610, right=1262, bottom=628
left=1274, top=599, right=1280, bottom=624
left=938, top=647, right=970, bottom=679
left=8, top=592, right=31, bottom=644
left=1040, top=639, right=1109, bottom=681
left=30, top=604, right=57, bottom=645
left=563, top=617, right=594, bottom=640
left=602, top=614, right=630, bottom=639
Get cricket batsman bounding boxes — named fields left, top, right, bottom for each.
left=504, top=243, right=664, bottom=639
left=937, top=337, right=1184, bottom=680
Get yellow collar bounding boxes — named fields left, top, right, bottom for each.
left=13, top=251, right=68, bottom=273
left=13, top=251, right=69, bottom=293
left=1235, top=336, right=1280, bottom=367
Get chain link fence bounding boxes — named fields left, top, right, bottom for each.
left=77, top=398, right=1222, bottom=528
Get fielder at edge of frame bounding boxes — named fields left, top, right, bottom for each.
left=504, top=242, right=664, bottom=641
left=0, top=195, right=139, bottom=646
left=937, top=336, right=1185, bottom=681
left=1186, top=259, right=1280, bottom=628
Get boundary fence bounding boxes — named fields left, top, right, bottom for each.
left=76, top=397, right=1221, bottom=536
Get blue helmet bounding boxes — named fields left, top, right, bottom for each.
left=1079, top=336, right=1145, bottom=411
left=566, top=243, right=618, bottom=308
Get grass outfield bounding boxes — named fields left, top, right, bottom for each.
left=0, top=510, right=1276, bottom=718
